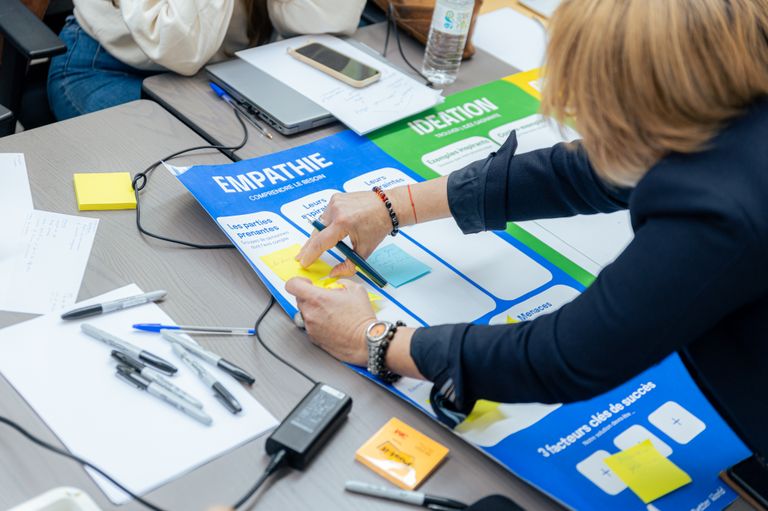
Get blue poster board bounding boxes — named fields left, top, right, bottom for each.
left=171, top=130, right=749, bottom=510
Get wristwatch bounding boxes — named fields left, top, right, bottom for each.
left=365, top=320, right=405, bottom=384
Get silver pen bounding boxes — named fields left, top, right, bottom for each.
left=344, top=481, right=468, bottom=509
left=171, top=343, right=242, bottom=414
left=81, top=323, right=178, bottom=375
left=110, top=351, right=203, bottom=409
left=61, top=290, right=167, bottom=320
left=115, top=365, right=212, bottom=426
left=162, top=331, right=255, bottom=385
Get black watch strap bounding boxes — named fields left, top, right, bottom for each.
left=371, top=321, right=405, bottom=384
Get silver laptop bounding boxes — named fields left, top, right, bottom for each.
left=519, top=0, right=561, bottom=18
left=206, top=59, right=335, bottom=135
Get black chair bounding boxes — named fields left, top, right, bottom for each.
left=0, top=0, right=69, bottom=136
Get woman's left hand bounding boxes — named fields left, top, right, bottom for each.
left=284, top=277, right=376, bottom=366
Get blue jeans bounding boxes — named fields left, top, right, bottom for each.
left=47, top=16, right=158, bottom=120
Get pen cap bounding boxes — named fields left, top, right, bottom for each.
left=111, top=350, right=145, bottom=371
left=115, top=365, right=150, bottom=388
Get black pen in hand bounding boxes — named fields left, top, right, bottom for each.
left=310, top=219, right=387, bottom=288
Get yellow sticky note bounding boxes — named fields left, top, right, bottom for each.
left=73, top=172, right=137, bottom=211
left=604, top=440, right=692, bottom=504
left=320, top=280, right=384, bottom=308
left=260, top=244, right=336, bottom=285
left=455, top=400, right=504, bottom=434
left=503, top=69, right=542, bottom=100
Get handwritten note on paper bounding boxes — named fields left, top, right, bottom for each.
left=260, top=243, right=337, bottom=285
left=236, top=35, right=444, bottom=135
left=604, top=440, right=692, bottom=504
left=0, top=210, right=98, bottom=314
left=368, top=244, right=431, bottom=288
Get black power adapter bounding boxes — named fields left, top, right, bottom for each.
left=266, top=382, right=353, bottom=469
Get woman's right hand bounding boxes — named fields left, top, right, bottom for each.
left=296, top=191, right=396, bottom=277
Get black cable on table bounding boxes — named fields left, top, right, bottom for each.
left=0, top=416, right=168, bottom=511
left=383, top=2, right=435, bottom=87
left=232, top=449, right=288, bottom=509
left=131, top=107, right=249, bottom=249
left=253, top=297, right=318, bottom=386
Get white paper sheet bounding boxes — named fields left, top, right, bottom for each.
left=0, top=153, right=33, bottom=260
left=236, top=35, right=444, bottom=135
left=473, top=8, right=548, bottom=72
left=0, top=284, right=278, bottom=503
left=519, top=0, right=561, bottom=18
left=517, top=212, right=634, bottom=274
left=0, top=210, right=98, bottom=314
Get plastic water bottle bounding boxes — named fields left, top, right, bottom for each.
left=421, top=0, right=475, bottom=86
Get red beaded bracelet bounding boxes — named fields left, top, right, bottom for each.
left=372, top=186, right=400, bottom=236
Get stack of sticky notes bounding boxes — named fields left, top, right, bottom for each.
left=356, top=418, right=449, bottom=490
left=73, top=172, right=137, bottom=211
left=604, top=439, right=692, bottom=504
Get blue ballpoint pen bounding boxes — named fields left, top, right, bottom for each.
left=209, top=82, right=273, bottom=139
left=310, top=219, right=387, bottom=288
left=133, top=323, right=256, bottom=336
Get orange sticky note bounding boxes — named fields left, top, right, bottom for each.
left=604, top=440, right=692, bottom=504
left=355, top=418, right=449, bottom=490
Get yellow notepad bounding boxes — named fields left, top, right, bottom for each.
left=604, top=439, right=692, bottom=504
left=73, top=172, right=137, bottom=211
left=355, top=418, right=449, bottom=490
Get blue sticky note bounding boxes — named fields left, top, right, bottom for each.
left=368, top=244, right=431, bottom=288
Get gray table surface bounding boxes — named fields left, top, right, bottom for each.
left=142, top=22, right=518, bottom=162
left=0, top=100, right=564, bottom=511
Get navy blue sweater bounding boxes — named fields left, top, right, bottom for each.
left=410, top=100, right=768, bottom=460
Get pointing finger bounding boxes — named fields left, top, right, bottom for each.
left=298, top=224, right=345, bottom=268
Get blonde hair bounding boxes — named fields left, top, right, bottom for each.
left=541, top=0, right=768, bottom=186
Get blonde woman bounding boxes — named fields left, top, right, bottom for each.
left=286, top=0, right=768, bottom=462
left=47, top=0, right=365, bottom=120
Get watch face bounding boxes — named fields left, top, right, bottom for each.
left=369, top=323, right=387, bottom=339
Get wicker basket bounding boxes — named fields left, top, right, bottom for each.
left=373, top=0, right=484, bottom=60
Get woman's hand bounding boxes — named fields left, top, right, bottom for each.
left=296, top=191, right=396, bottom=277
left=285, top=277, right=376, bottom=366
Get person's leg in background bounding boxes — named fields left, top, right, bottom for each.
left=47, top=16, right=157, bottom=121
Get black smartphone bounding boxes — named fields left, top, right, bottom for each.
left=723, top=456, right=768, bottom=510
